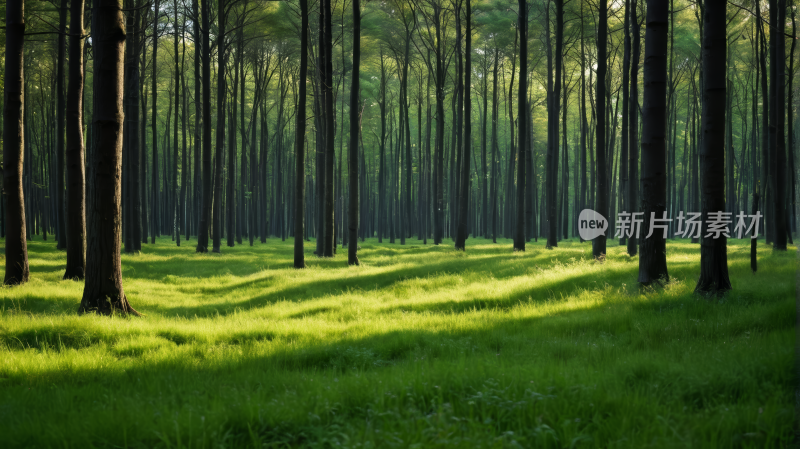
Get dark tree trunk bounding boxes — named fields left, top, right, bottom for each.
left=174, top=0, right=181, bottom=246
left=80, top=0, right=139, bottom=315
left=212, top=0, right=226, bottom=253
left=695, top=0, right=731, bottom=295
left=771, top=0, right=787, bottom=250
left=627, top=0, right=641, bottom=256
left=196, top=0, right=212, bottom=252
left=513, top=0, right=527, bottom=251
left=349, top=0, right=360, bottom=265
left=64, top=0, right=87, bottom=279
left=294, top=0, right=309, bottom=267
left=593, top=0, right=608, bottom=258
left=638, top=0, right=669, bottom=284
left=491, top=48, right=499, bottom=243
left=55, top=0, right=67, bottom=250
left=3, top=0, right=29, bottom=285
left=323, top=0, right=335, bottom=257
left=455, top=0, right=472, bottom=250
left=151, top=0, right=161, bottom=243
left=619, top=0, right=630, bottom=247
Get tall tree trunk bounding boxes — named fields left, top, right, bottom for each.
left=593, top=0, right=608, bottom=258
left=294, top=0, right=309, bottom=267
left=322, top=0, right=336, bottom=256
left=80, top=0, right=138, bottom=315
left=196, top=0, right=212, bottom=252
left=3, top=0, right=29, bottom=285
left=619, top=0, right=630, bottom=246
left=771, top=0, right=787, bottom=250
left=695, top=0, right=730, bottom=294
left=491, top=47, right=499, bottom=243
left=348, top=0, right=361, bottom=264
left=151, top=0, right=161, bottom=243
left=455, top=0, right=472, bottom=250
left=627, top=0, right=641, bottom=256
left=513, top=0, right=527, bottom=251
left=64, top=0, right=87, bottom=279
left=212, top=1, right=226, bottom=253
left=638, top=0, right=669, bottom=284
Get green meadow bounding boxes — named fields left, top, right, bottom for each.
left=0, top=236, right=795, bottom=448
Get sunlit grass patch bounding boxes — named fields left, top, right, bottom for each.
left=0, top=236, right=794, bottom=447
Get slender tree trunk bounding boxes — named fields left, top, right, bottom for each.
left=771, top=0, right=787, bottom=250
left=513, top=0, right=527, bottom=251
left=196, top=0, right=212, bottom=252
left=594, top=0, right=608, bottom=258
left=294, top=0, right=309, bottom=267
left=627, top=0, right=641, bottom=256
left=64, top=0, right=87, bottom=279
left=349, top=0, right=361, bottom=265
left=695, top=0, right=730, bottom=294
left=3, top=0, right=29, bottom=285
left=638, top=0, right=669, bottom=284
left=212, top=1, right=226, bottom=253
left=80, top=0, right=138, bottom=315
left=455, top=0, right=472, bottom=250
left=151, top=0, right=161, bottom=243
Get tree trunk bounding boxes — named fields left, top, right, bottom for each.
left=593, top=0, right=608, bottom=258
left=638, top=0, right=669, bottom=284
left=348, top=0, right=361, bottom=264
left=151, top=0, right=161, bottom=243
left=80, top=0, right=138, bottom=315
left=455, top=0, right=472, bottom=250
left=695, top=0, right=730, bottom=294
left=64, top=0, right=87, bottom=279
left=513, top=0, right=527, bottom=251
left=627, top=0, right=641, bottom=256
left=294, top=0, right=308, bottom=267
left=3, top=0, right=29, bottom=286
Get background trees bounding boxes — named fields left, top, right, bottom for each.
left=0, top=0, right=796, bottom=287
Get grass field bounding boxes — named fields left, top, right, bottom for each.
left=0, top=235, right=795, bottom=448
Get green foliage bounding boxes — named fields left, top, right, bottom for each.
left=0, top=237, right=794, bottom=447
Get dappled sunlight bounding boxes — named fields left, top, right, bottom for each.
left=0, top=237, right=794, bottom=446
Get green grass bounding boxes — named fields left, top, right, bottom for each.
left=0, top=235, right=795, bottom=448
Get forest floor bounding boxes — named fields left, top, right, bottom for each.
left=0, top=235, right=795, bottom=448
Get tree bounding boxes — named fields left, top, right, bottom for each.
left=513, top=0, right=526, bottom=252
left=770, top=0, right=787, bottom=250
left=151, top=0, right=162, bottom=243
left=3, top=0, right=30, bottom=286
left=627, top=0, right=641, bottom=257
left=79, top=0, right=139, bottom=315
left=593, top=0, right=608, bottom=259
left=196, top=0, right=212, bottom=253
left=349, top=0, right=361, bottom=265
left=694, top=0, right=730, bottom=295
left=55, top=0, right=67, bottom=249
left=638, top=0, right=669, bottom=284
left=295, top=0, right=309, bottom=268
left=455, top=0, right=471, bottom=250
left=323, top=0, right=336, bottom=257
left=64, top=0, right=87, bottom=280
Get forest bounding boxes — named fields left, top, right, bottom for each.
left=0, top=0, right=797, bottom=446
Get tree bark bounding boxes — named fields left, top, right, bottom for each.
left=349, top=0, right=361, bottom=265
left=3, top=0, right=29, bottom=286
left=80, top=0, right=138, bottom=315
left=593, top=0, right=608, bottom=258
left=695, top=0, right=731, bottom=295
left=294, top=0, right=309, bottom=268
left=638, top=0, right=669, bottom=284
left=64, top=0, right=87, bottom=279
left=455, top=0, right=471, bottom=250
left=513, top=0, right=527, bottom=251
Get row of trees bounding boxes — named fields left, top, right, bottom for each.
left=1, top=0, right=797, bottom=311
